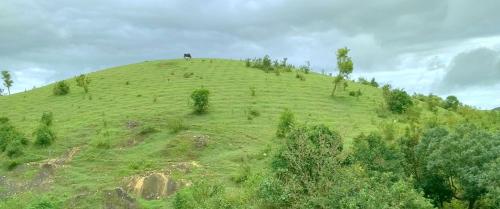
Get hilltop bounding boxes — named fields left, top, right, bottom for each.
left=0, top=58, right=498, bottom=208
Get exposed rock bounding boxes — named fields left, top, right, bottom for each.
left=125, top=162, right=198, bottom=200
left=103, top=187, right=138, bottom=209
left=127, top=172, right=189, bottom=200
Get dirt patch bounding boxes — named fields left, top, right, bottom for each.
left=0, top=147, right=81, bottom=198
left=193, top=134, right=209, bottom=149
left=125, top=162, right=198, bottom=200
left=125, top=120, right=140, bottom=129
left=103, top=187, right=138, bottom=209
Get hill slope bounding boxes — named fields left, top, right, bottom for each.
left=0, top=58, right=490, bottom=208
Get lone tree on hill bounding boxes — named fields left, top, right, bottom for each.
left=444, top=95, right=460, bottom=111
left=1, top=70, right=13, bottom=95
left=75, top=74, right=91, bottom=93
left=331, top=47, right=353, bottom=96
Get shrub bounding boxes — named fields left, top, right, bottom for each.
left=370, top=77, right=379, bottom=87
left=138, top=126, right=158, bottom=135
left=34, top=124, right=56, bottom=147
left=295, top=73, right=305, bottom=81
left=167, top=118, right=188, bottom=134
left=53, top=81, right=70, bottom=96
left=276, top=109, right=295, bottom=137
left=191, top=88, right=210, bottom=114
left=75, top=74, right=91, bottom=93
left=247, top=107, right=260, bottom=120
left=7, top=160, right=19, bottom=171
left=0, top=118, right=27, bottom=157
left=40, top=112, right=53, bottom=126
left=183, top=72, right=194, bottom=78
left=249, top=87, right=256, bottom=96
left=386, top=88, right=413, bottom=114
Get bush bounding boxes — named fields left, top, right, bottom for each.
left=53, top=81, right=70, bottom=95
left=276, top=109, right=295, bottom=137
left=295, top=73, right=305, bottom=81
left=75, top=74, right=90, bottom=93
left=191, top=88, right=210, bottom=114
left=40, top=112, right=53, bottom=126
left=167, top=118, right=188, bottom=134
left=0, top=118, right=27, bottom=158
left=249, top=87, right=256, bottom=96
left=138, top=126, right=158, bottom=135
left=247, top=107, right=260, bottom=120
left=34, top=125, right=56, bottom=147
left=386, top=88, right=413, bottom=114
left=183, top=72, right=194, bottom=78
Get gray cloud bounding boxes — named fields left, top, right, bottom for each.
left=439, top=48, right=500, bottom=92
left=1, top=0, right=500, bottom=108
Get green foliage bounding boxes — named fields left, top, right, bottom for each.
left=190, top=88, right=210, bottom=114
left=295, top=72, right=306, bottom=81
left=0, top=117, right=27, bottom=158
left=276, top=109, right=295, bottom=137
left=427, top=94, right=442, bottom=113
left=167, top=117, right=188, bottom=134
left=247, top=55, right=295, bottom=73
left=53, top=81, right=70, bottom=96
left=1, top=70, right=13, bottom=95
left=34, top=124, right=56, bottom=147
left=246, top=107, right=260, bottom=120
left=40, top=112, right=53, bottom=126
left=75, top=74, right=91, bottom=93
left=352, top=133, right=403, bottom=175
left=138, top=126, right=158, bottom=135
left=348, top=89, right=362, bottom=98
left=385, top=88, right=413, bottom=114
left=332, top=47, right=354, bottom=97
left=172, top=181, right=233, bottom=209
left=267, top=124, right=343, bottom=208
left=424, top=124, right=499, bottom=209
left=444, top=95, right=460, bottom=111
left=27, top=197, right=60, bottom=209
left=249, top=86, right=256, bottom=96
left=183, top=72, right=194, bottom=78
left=370, top=77, right=379, bottom=87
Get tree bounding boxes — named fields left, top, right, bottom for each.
left=1, top=70, right=13, bottom=95
left=352, top=133, right=403, bottom=175
left=331, top=47, right=353, bottom=96
left=190, top=88, right=210, bottom=114
left=417, top=124, right=500, bottom=209
left=75, top=74, right=91, bottom=93
left=370, top=77, right=379, bottom=87
left=385, top=88, right=413, bottom=114
left=444, top=95, right=460, bottom=111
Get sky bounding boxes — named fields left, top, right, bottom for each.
left=1, top=0, right=499, bottom=109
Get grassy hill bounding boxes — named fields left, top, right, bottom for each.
left=0, top=59, right=497, bottom=208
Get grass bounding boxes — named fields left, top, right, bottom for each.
left=0, top=58, right=419, bottom=208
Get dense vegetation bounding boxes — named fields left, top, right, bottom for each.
left=0, top=57, right=498, bottom=209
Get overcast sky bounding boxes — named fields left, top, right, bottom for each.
left=1, top=0, right=499, bottom=109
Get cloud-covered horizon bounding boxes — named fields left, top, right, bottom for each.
left=1, top=0, right=499, bottom=109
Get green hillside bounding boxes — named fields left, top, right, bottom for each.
left=0, top=59, right=498, bottom=208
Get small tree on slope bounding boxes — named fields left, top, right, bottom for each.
left=331, top=47, right=353, bottom=97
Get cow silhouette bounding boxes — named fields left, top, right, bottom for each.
left=184, top=53, right=192, bottom=60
